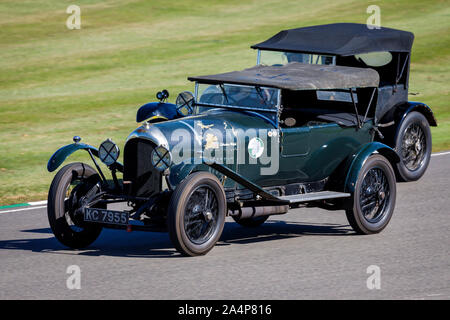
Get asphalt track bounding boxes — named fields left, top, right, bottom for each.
left=0, top=153, right=449, bottom=299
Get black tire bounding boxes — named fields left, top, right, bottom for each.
left=346, top=155, right=396, bottom=235
left=394, top=111, right=432, bottom=182
left=232, top=215, right=269, bottom=227
left=48, top=162, right=103, bottom=249
left=167, top=172, right=226, bottom=256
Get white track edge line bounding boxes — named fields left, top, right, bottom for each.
left=28, top=200, right=48, bottom=206
left=0, top=205, right=47, bottom=214
left=431, top=151, right=450, bottom=157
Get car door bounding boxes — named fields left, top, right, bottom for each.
left=277, top=126, right=312, bottom=182
left=279, top=122, right=373, bottom=183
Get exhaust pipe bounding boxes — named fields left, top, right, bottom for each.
left=228, top=205, right=289, bottom=220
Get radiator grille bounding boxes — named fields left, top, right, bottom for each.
left=123, top=139, right=162, bottom=197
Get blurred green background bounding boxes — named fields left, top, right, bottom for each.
left=0, top=0, right=449, bottom=205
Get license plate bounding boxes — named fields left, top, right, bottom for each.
left=84, top=208, right=129, bottom=226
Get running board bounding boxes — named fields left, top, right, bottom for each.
left=208, top=163, right=350, bottom=205
left=279, top=191, right=351, bottom=204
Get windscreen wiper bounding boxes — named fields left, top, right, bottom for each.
left=219, top=84, right=229, bottom=104
left=255, top=86, right=267, bottom=105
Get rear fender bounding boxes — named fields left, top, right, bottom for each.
left=391, top=102, right=437, bottom=148
left=399, top=102, right=437, bottom=127
left=344, top=142, right=399, bottom=193
left=377, top=101, right=437, bottom=147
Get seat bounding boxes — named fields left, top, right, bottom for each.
left=316, top=112, right=367, bottom=127
left=282, top=107, right=370, bottom=127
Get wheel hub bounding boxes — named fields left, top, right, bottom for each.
left=203, top=211, right=213, bottom=222
left=360, top=167, right=390, bottom=223
left=415, top=141, right=422, bottom=153
left=402, top=123, right=426, bottom=171
left=184, top=185, right=219, bottom=245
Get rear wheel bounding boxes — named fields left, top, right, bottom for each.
left=48, top=162, right=104, bottom=249
left=395, top=111, right=432, bottom=181
left=167, top=172, right=226, bottom=256
left=346, top=155, right=396, bottom=234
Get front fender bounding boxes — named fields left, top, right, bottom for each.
left=344, top=142, right=400, bottom=193
left=136, top=102, right=179, bottom=123
left=47, top=143, right=99, bottom=172
left=168, top=163, right=211, bottom=188
left=167, top=162, right=241, bottom=190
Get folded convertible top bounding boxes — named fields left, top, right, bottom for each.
left=188, top=62, right=379, bottom=90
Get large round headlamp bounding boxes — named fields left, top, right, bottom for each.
left=98, top=139, right=120, bottom=166
left=151, top=145, right=172, bottom=171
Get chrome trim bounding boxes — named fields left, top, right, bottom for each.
left=377, top=121, right=395, bottom=128
left=125, top=124, right=169, bottom=149
left=195, top=103, right=278, bottom=113
left=194, top=83, right=198, bottom=102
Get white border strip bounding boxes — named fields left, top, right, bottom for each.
left=431, top=151, right=450, bottom=157
left=0, top=205, right=47, bottom=214
left=28, top=200, right=48, bottom=206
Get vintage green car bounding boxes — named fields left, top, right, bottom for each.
left=47, top=24, right=435, bottom=256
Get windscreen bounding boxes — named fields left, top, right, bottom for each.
left=195, top=83, right=279, bottom=113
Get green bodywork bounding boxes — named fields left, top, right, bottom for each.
left=124, top=104, right=397, bottom=193
left=126, top=108, right=277, bottom=189
left=344, top=141, right=400, bottom=193
left=47, top=142, right=123, bottom=173
left=48, top=96, right=399, bottom=196
left=47, top=143, right=99, bottom=172
left=276, top=122, right=373, bottom=184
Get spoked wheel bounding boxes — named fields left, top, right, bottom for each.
left=346, top=155, right=396, bottom=234
left=48, top=162, right=104, bottom=249
left=168, top=172, right=226, bottom=256
left=395, top=111, right=432, bottom=181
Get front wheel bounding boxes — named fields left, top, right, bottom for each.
left=394, top=111, right=432, bottom=181
left=167, top=172, right=226, bottom=256
left=346, top=155, right=396, bottom=235
left=48, top=162, right=104, bottom=249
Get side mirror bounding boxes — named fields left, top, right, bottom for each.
left=175, top=91, right=195, bottom=116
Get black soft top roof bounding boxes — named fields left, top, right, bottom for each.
left=251, top=23, right=414, bottom=56
left=188, top=62, right=379, bottom=90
